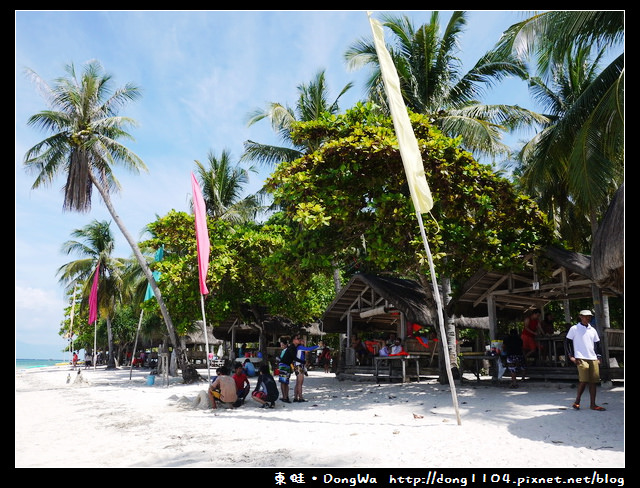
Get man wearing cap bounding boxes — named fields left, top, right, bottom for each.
left=565, top=310, right=606, bottom=411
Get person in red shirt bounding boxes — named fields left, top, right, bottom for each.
left=232, top=362, right=250, bottom=407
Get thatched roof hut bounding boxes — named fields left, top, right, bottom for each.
left=321, top=273, right=488, bottom=335
left=591, top=183, right=624, bottom=294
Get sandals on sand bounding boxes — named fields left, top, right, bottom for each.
left=590, top=406, right=606, bottom=411
left=572, top=403, right=580, bottom=410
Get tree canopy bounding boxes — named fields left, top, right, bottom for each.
left=266, top=103, right=555, bottom=292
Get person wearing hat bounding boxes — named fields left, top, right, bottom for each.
left=565, top=310, right=606, bottom=411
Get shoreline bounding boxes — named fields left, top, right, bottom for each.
left=16, top=365, right=625, bottom=468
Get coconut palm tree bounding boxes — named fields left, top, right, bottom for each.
left=513, top=45, right=622, bottom=250
left=22, top=61, right=185, bottom=374
left=493, top=11, right=624, bottom=245
left=57, top=220, right=128, bottom=369
left=193, top=149, right=262, bottom=223
left=345, top=11, right=549, bottom=162
left=241, top=69, right=353, bottom=168
left=241, top=69, right=354, bottom=290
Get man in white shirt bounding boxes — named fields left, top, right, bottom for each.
left=565, top=310, right=605, bottom=411
left=390, top=339, right=404, bottom=355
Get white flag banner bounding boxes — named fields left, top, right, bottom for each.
left=368, top=12, right=433, bottom=214
left=368, top=12, right=461, bottom=426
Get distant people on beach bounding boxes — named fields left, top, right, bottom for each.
left=232, top=362, right=250, bottom=407
left=277, top=338, right=297, bottom=403
left=208, top=366, right=238, bottom=409
left=317, top=342, right=332, bottom=373
left=243, top=358, right=256, bottom=377
left=84, top=351, right=92, bottom=369
left=390, top=338, right=404, bottom=355
left=521, top=309, right=543, bottom=361
left=251, top=364, right=279, bottom=408
left=293, top=335, right=318, bottom=403
left=351, top=334, right=369, bottom=365
left=72, top=351, right=78, bottom=369
left=542, top=313, right=555, bottom=335
left=566, top=310, right=606, bottom=411
left=503, top=329, right=526, bottom=388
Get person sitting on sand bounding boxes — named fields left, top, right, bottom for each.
left=208, top=366, right=237, bottom=409
left=251, top=364, right=279, bottom=408
left=232, top=362, right=250, bottom=407
left=243, top=358, right=256, bottom=377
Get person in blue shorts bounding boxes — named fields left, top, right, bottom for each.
left=277, top=338, right=298, bottom=403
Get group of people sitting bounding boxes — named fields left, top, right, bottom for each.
left=351, top=333, right=405, bottom=365
left=207, top=361, right=279, bottom=410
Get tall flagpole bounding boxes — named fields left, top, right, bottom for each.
left=89, top=264, right=100, bottom=370
left=416, top=212, right=462, bottom=424
left=191, top=173, right=212, bottom=383
left=200, top=295, right=211, bottom=382
left=368, top=11, right=461, bottom=424
left=93, top=320, right=98, bottom=370
left=68, top=285, right=77, bottom=364
left=129, top=309, right=144, bottom=380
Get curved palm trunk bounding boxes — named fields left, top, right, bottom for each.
left=89, top=173, right=189, bottom=377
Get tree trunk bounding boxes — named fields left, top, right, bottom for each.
left=437, top=276, right=460, bottom=384
left=89, top=173, right=187, bottom=377
left=331, top=260, right=342, bottom=293
left=106, top=316, right=116, bottom=369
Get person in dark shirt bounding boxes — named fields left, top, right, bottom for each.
left=251, top=364, right=279, bottom=408
left=503, top=329, right=525, bottom=388
left=277, top=338, right=298, bottom=403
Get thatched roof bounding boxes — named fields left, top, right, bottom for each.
left=210, top=314, right=321, bottom=342
left=321, top=273, right=489, bottom=334
left=183, top=322, right=224, bottom=346
left=591, top=183, right=624, bottom=294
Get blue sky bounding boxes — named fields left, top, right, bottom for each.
left=15, top=10, right=538, bottom=360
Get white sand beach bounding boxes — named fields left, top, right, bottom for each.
left=15, top=365, right=624, bottom=469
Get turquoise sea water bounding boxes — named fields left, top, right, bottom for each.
left=15, top=358, right=66, bottom=370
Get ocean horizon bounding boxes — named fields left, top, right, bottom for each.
left=16, top=358, right=67, bottom=370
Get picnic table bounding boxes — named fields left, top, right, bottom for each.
left=374, top=355, right=422, bottom=383
left=459, top=354, right=499, bottom=382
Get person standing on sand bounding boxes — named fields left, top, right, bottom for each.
left=277, top=338, right=297, bottom=403
left=292, top=335, right=318, bottom=402
left=566, top=310, right=606, bottom=411
left=502, top=329, right=526, bottom=388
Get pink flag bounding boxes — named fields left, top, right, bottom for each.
left=191, top=172, right=210, bottom=295
left=88, top=264, right=99, bottom=324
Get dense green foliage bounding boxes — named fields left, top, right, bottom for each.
left=267, top=103, right=554, bottom=291
left=141, top=211, right=335, bottom=335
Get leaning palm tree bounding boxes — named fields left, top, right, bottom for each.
left=57, top=220, right=128, bottom=369
left=193, top=149, right=263, bottom=223
left=22, top=60, right=184, bottom=375
left=345, top=11, right=549, bottom=162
